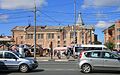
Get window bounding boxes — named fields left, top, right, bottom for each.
left=58, top=33, right=60, bottom=39
left=91, top=52, right=101, bottom=58
left=63, top=45, right=66, bottom=47
left=52, top=33, right=54, bottom=39
left=27, top=34, right=33, bottom=39
left=58, top=41, right=60, bottom=44
left=84, top=52, right=92, bottom=57
left=38, top=34, right=44, bottom=39
left=47, top=33, right=51, bottom=39
left=20, top=41, right=23, bottom=44
left=63, top=33, right=66, bottom=39
left=103, top=52, right=110, bottom=58
left=20, top=36, right=23, bottom=39
left=0, top=52, right=3, bottom=58
left=70, top=32, right=74, bottom=38
left=57, top=45, right=60, bottom=47
left=4, top=52, right=16, bottom=59
left=47, top=33, right=54, bottom=39
left=82, top=33, right=84, bottom=39
left=117, top=28, right=120, bottom=32
left=64, top=41, right=66, bottom=44
left=103, top=52, right=119, bottom=58
left=117, top=35, right=120, bottom=40
left=58, top=35, right=60, bottom=39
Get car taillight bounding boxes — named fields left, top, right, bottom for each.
left=79, top=51, right=84, bottom=58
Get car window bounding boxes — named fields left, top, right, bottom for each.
left=84, top=52, right=92, bottom=57
left=0, top=52, right=3, bottom=58
left=91, top=52, right=101, bottom=58
left=103, top=52, right=119, bottom=59
left=85, top=51, right=101, bottom=58
left=4, top=52, right=16, bottom=59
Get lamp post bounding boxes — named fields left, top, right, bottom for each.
left=74, top=0, right=76, bottom=45
left=34, top=0, right=37, bottom=59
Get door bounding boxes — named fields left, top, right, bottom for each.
left=103, top=52, right=120, bottom=70
left=86, top=51, right=104, bottom=70
left=0, top=51, right=8, bottom=70
left=3, top=52, right=19, bottom=70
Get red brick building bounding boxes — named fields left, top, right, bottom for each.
left=103, top=20, right=120, bottom=50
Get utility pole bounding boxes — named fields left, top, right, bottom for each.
left=34, top=0, right=37, bottom=59
left=74, top=0, right=77, bottom=45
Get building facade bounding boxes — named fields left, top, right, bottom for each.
left=103, top=20, right=120, bottom=50
left=11, top=13, right=96, bottom=49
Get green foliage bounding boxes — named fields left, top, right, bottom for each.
left=105, top=42, right=115, bottom=50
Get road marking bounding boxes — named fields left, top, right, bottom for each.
left=41, top=68, right=79, bottom=71
left=38, top=60, right=49, bottom=61
left=38, top=63, right=78, bottom=65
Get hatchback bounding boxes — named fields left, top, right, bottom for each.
left=0, top=50, right=38, bottom=73
left=78, top=50, right=120, bottom=73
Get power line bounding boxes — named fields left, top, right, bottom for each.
left=8, top=15, right=33, bottom=20
left=38, top=11, right=63, bottom=25
left=0, top=10, right=33, bottom=15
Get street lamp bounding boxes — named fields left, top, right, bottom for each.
left=74, top=0, right=76, bottom=45
left=34, top=0, right=37, bottom=59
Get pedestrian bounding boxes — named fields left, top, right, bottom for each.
left=11, top=45, right=19, bottom=56
left=57, top=50, right=61, bottom=59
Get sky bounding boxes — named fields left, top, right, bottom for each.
left=0, top=0, right=120, bottom=43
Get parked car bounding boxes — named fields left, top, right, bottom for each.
left=0, top=50, right=38, bottom=73
left=78, top=50, right=120, bottom=73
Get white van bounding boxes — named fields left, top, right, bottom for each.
left=73, top=44, right=109, bottom=57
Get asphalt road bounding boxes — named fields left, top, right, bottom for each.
left=1, top=61, right=120, bottom=75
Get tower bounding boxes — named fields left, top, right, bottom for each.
left=76, top=12, right=84, bottom=26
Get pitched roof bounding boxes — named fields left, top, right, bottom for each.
left=12, top=26, right=65, bottom=32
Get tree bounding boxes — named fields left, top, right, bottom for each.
left=105, top=42, right=115, bottom=50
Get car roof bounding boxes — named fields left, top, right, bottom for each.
left=0, top=50, right=12, bottom=52
left=84, top=50, right=111, bottom=52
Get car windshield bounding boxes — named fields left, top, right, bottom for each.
left=14, top=52, right=25, bottom=58
left=112, top=52, right=120, bottom=57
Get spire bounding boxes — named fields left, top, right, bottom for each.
left=76, top=12, right=84, bottom=26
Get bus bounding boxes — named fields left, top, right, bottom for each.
left=73, top=44, right=109, bottom=58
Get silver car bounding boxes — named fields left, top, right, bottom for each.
left=0, top=50, right=38, bottom=73
left=78, top=50, right=120, bottom=73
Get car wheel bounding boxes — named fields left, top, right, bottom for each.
left=81, top=64, right=92, bottom=73
left=19, top=64, right=29, bottom=73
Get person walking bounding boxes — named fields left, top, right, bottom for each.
left=11, top=45, right=19, bottom=56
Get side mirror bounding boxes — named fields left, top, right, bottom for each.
left=13, top=56, right=18, bottom=60
left=117, top=57, right=120, bottom=60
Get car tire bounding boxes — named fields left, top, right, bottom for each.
left=81, top=64, right=92, bottom=73
left=19, top=64, right=29, bottom=73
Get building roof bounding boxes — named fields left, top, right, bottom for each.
left=12, top=25, right=65, bottom=32
left=0, top=36, right=13, bottom=42
left=12, top=25, right=94, bottom=32
left=103, top=24, right=115, bottom=32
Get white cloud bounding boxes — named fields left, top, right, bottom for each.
left=95, top=21, right=113, bottom=28
left=0, top=14, right=9, bottom=22
left=82, top=0, right=120, bottom=8
left=0, top=0, right=46, bottom=10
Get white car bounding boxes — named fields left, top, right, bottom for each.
left=78, top=50, right=120, bottom=73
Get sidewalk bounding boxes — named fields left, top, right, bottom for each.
left=36, top=56, right=77, bottom=61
